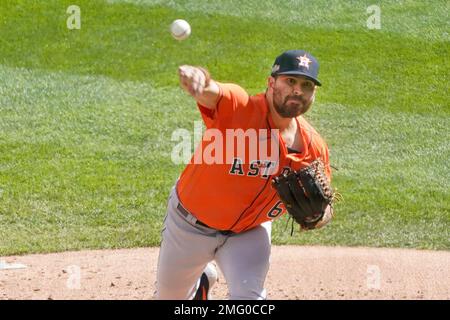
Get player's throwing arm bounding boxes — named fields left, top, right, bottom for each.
left=178, top=65, right=220, bottom=109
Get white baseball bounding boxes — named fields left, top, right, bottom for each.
left=170, top=19, right=191, bottom=41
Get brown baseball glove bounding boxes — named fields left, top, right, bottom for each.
left=272, top=159, right=337, bottom=231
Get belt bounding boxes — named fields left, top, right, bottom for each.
left=176, top=203, right=234, bottom=235
left=177, top=203, right=210, bottom=228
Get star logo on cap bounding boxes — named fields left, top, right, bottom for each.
left=297, top=54, right=312, bottom=69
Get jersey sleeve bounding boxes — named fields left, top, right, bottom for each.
left=197, top=82, right=249, bottom=128
left=321, top=143, right=332, bottom=180
left=289, top=120, right=332, bottom=181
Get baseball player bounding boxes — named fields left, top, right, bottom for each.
left=156, top=50, right=334, bottom=300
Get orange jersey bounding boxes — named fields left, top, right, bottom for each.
left=176, top=83, right=331, bottom=233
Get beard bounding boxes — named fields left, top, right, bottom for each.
left=272, top=88, right=314, bottom=118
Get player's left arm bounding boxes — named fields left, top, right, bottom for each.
left=312, top=204, right=333, bottom=229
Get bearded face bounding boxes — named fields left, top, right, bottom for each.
left=271, top=76, right=316, bottom=118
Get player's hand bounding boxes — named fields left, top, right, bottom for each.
left=300, top=205, right=334, bottom=231
left=178, top=65, right=208, bottom=96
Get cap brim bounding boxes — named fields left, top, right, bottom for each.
left=274, top=71, right=321, bottom=86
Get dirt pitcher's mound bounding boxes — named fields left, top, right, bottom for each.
left=1, top=246, right=449, bottom=300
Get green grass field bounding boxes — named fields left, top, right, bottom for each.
left=0, top=0, right=449, bottom=255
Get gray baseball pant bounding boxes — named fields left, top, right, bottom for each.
left=155, top=185, right=271, bottom=300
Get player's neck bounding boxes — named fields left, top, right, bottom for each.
left=268, top=105, right=301, bottom=151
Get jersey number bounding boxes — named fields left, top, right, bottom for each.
left=267, top=201, right=284, bottom=218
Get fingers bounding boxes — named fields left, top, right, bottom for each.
left=178, top=65, right=207, bottom=96
left=178, top=65, right=189, bottom=78
left=192, top=71, right=206, bottom=95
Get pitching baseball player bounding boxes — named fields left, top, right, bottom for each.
left=156, top=50, right=335, bottom=300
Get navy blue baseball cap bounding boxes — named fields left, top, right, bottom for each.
left=271, top=50, right=321, bottom=86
